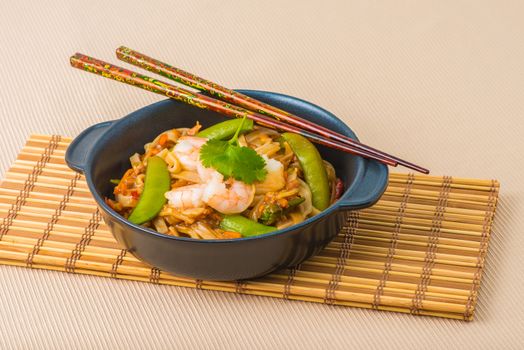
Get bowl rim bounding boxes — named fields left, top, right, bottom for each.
left=84, top=90, right=367, bottom=243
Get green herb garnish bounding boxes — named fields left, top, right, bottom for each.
left=199, top=117, right=267, bottom=184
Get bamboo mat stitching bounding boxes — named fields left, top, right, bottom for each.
left=324, top=211, right=359, bottom=305
left=235, top=279, right=248, bottom=294
left=463, top=180, right=498, bottom=320
left=26, top=172, right=82, bottom=268
left=0, top=135, right=61, bottom=241
left=149, top=267, right=161, bottom=284
left=65, top=209, right=102, bottom=273
left=283, top=264, right=301, bottom=299
left=111, top=248, right=128, bottom=279
left=195, top=279, right=203, bottom=290
left=410, top=175, right=452, bottom=315
left=372, top=172, right=415, bottom=309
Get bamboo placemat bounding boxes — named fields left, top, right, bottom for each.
left=0, top=135, right=499, bottom=321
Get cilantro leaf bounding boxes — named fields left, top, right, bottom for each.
left=230, top=145, right=267, bottom=183
left=200, top=139, right=267, bottom=184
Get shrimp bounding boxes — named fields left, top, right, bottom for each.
left=165, top=184, right=206, bottom=209
left=172, top=136, right=207, bottom=171
left=167, top=167, right=255, bottom=214
left=203, top=175, right=255, bottom=214
left=196, top=161, right=220, bottom=182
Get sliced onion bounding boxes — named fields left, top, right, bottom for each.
left=152, top=216, right=168, bottom=234
left=115, top=194, right=137, bottom=208
left=297, top=179, right=313, bottom=217
left=171, top=171, right=201, bottom=183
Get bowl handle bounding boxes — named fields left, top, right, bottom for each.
left=65, top=121, right=115, bottom=174
left=338, top=160, right=389, bottom=211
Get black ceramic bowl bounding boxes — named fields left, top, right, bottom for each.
left=66, top=90, right=388, bottom=281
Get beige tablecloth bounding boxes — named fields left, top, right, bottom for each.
left=0, top=1, right=523, bottom=348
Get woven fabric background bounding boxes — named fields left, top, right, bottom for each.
left=0, top=0, right=522, bottom=348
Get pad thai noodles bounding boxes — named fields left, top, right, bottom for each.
left=106, top=119, right=343, bottom=239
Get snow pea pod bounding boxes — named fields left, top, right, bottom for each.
left=220, top=215, right=276, bottom=237
left=128, top=156, right=170, bottom=225
left=197, top=118, right=254, bottom=140
left=281, top=133, right=330, bottom=210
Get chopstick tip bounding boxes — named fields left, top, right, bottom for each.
left=69, top=53, right=82, bottom=66
left=116, top=46, right=131, bottom=57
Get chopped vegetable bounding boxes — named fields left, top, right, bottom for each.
left=281, top=133, right=330, bottom=210
left=197, top=118, right=254, bottom=140
left=259, top=203, right=282, bottom=226
left=220, top=215, right=276, bottom=237
left=127, top=157, right=171, bottom=224
left=259, top=197, right=305, bottom=225
left=109, top=179, right=121, bottom=185
left=287, top=197, right=306, bottom=208
left=216, top=230, right=243, bottom=239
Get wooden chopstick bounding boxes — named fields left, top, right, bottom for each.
left=115, top=46, right=429, bottom=174
left=70, top=53, right=398, bottom=166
